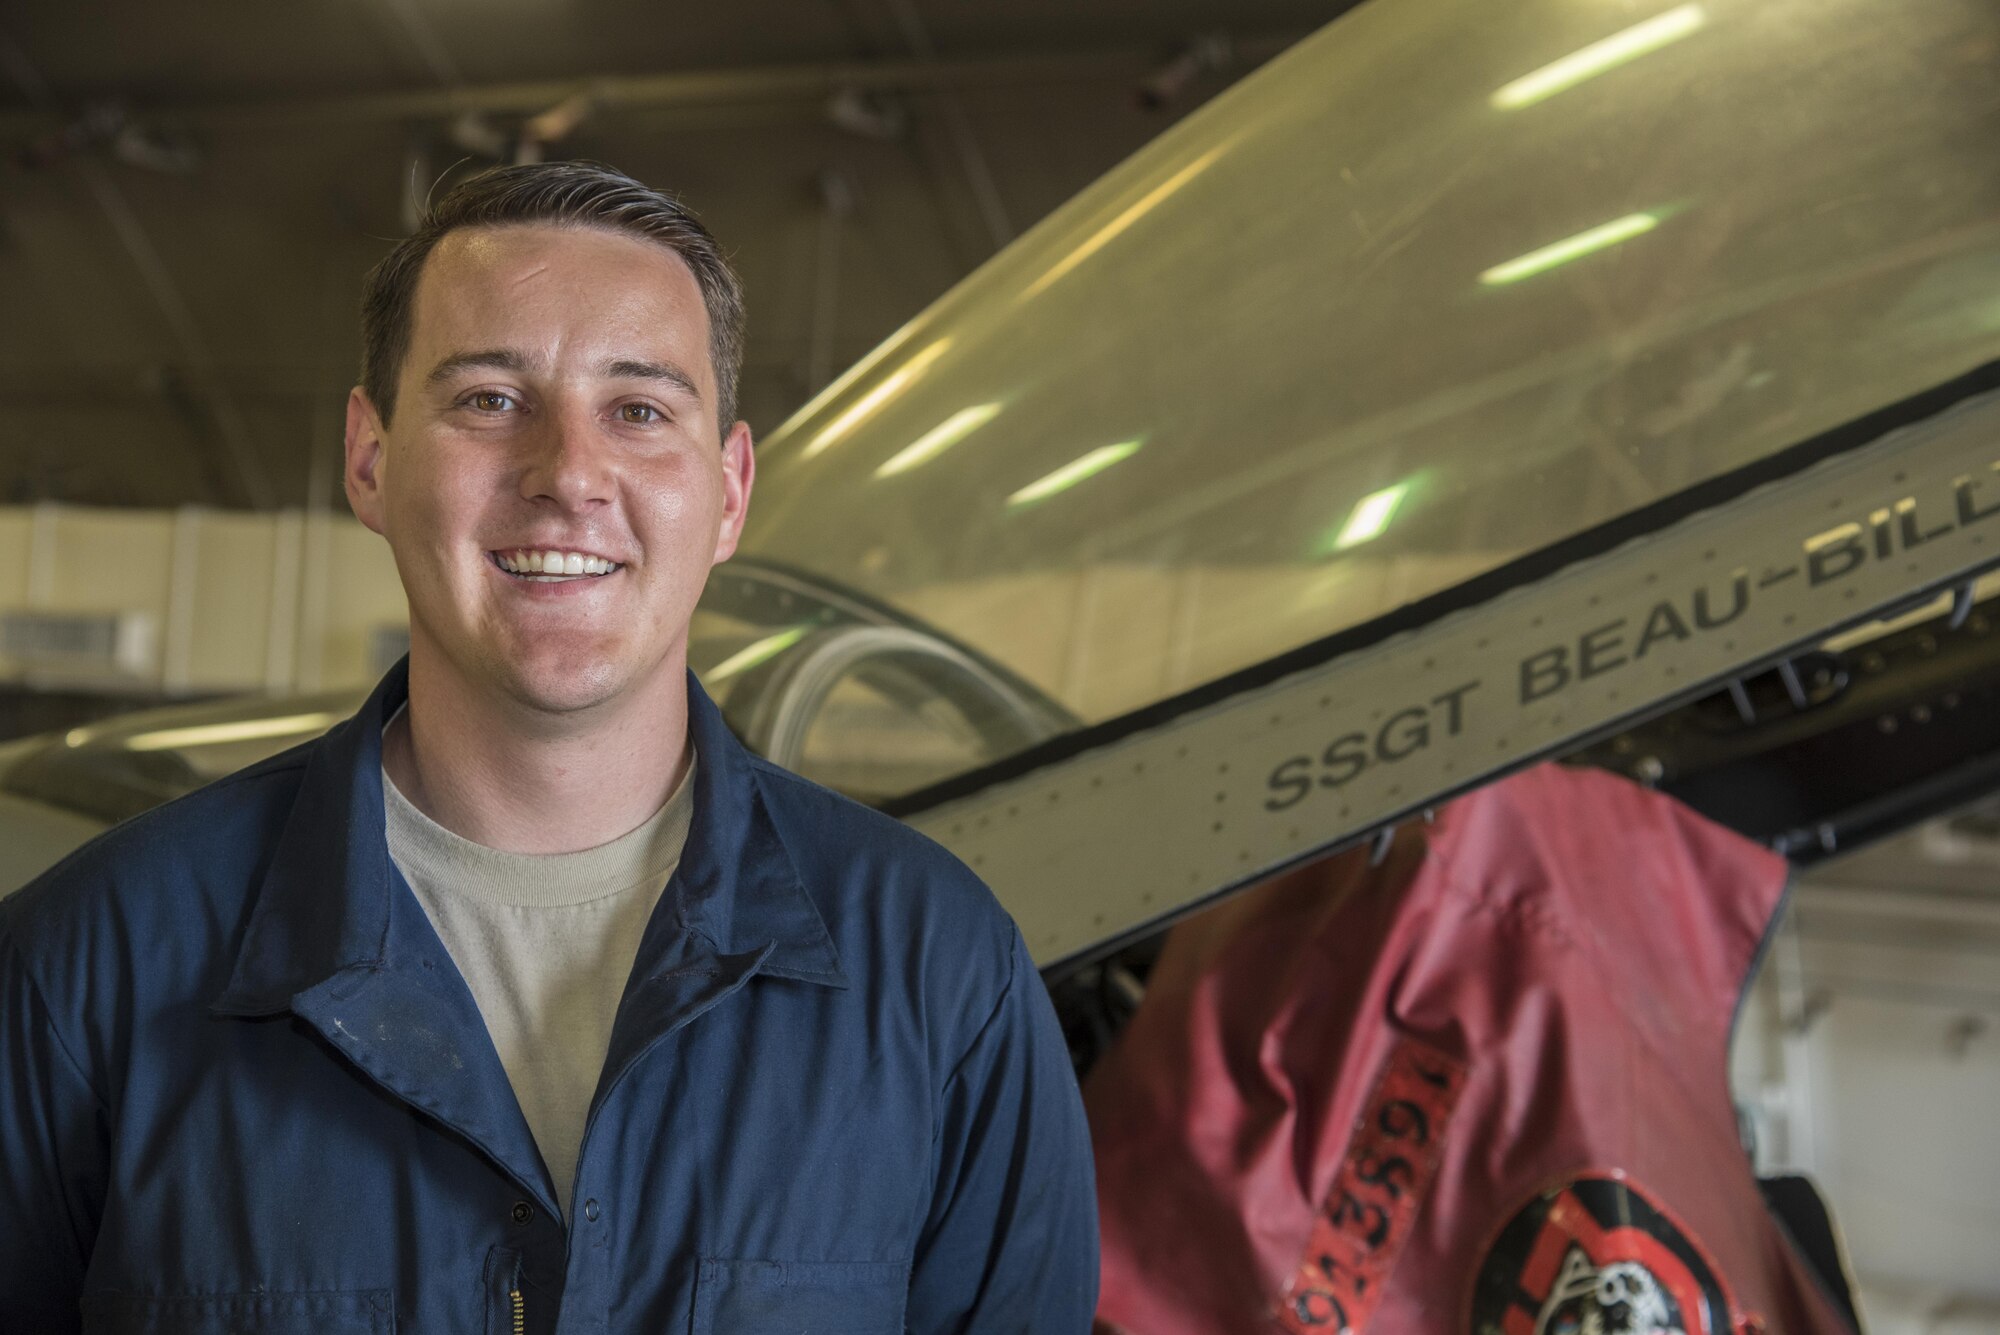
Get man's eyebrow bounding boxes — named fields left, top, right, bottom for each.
left=604, top=359, right=702, bottom=402
left=425, top=348, right=533, bottom=385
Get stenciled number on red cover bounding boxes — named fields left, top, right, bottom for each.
left=1276, top=1035, right=1466, bottom=1334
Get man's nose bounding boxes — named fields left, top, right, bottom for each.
left=520, top=407, right=614, bottom=510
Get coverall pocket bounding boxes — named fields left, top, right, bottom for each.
left=691, top=1257, right=909, bottom=1334
left=79, top=1288, right=395, bottom=1334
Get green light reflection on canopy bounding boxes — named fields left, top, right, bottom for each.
left=1491, top=4, right=1707, bottom=111
left=875, top=403, right=1004, bottom=478
left=1006, top=440, right=1144, bottom=509
left=705, top=625, right=811, bottom=682
left=1334, top=482, right=1410, bottom=550
left=1479, top=211, right=1662, bottom=286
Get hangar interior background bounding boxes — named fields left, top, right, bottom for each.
left=2, top=1, right=1997, bottom=1330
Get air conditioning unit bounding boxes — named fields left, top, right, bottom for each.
left=0, top=610, right=158, bottom=680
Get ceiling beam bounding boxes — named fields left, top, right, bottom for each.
left=0, top=35, right=1303, bottom=136
left=883, top=0, right=1014, bottom=253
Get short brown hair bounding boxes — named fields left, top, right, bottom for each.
left=359, top=161, right=746, bottom=434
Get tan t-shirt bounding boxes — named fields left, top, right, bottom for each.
left=381, top=718, right=694, bottom=1219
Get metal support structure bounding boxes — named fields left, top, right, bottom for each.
left=807, top=169, right=856, bottom=394
left=1949, top=577, right=1977, bottom=629
left=1771, top=916, right=1823, bottom=1176
left=1366, top=825, right=1396, bottom=868
left=1777, top=659, right=1810, bottom=712
left=884, top=0, right=1014, bottom=253
left=0, top=28, right=275, bottom=510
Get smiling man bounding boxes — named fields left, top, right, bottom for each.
left=0, top=162, right=1098, bottom=1332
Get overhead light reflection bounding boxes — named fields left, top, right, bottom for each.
left=875, top=403, right=1003, bottom=478
left=764, top=315, right=920, bottom=445
left=1006, top=440, right=1143, bottom=508
left=799, top=338, right=953, bottom=460
left=1479, top=211, right=1661, bottom=286
left=705, top=626, right=811, bottom=683
left=118, top=711, right=346, bottom=753
left=1022, top=139, right=1235, bottom=299
left=1333, top=483, right=1410, bottom=550
left=1491, top=4, right=1706, bottom=110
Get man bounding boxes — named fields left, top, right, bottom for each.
left=0, top=161, right=1098, bottom=1331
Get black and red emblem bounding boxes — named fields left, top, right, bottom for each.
left=1470, top=1174, right=1740, bottom=1335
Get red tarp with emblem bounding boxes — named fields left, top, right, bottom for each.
left=1086, top=763, right=1854, bottom=1335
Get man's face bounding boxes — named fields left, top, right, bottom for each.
left=344, top=223, right=753, bottom=720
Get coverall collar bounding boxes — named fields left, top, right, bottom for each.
left=213, top=656, right=848, bottom=1016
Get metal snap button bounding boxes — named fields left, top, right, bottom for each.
left=511, top=1200, right=533, bottom=1224
left=583, top=1198, right=601, bottom=1222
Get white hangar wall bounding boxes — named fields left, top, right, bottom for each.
left=0, top=503, right=407, bottom=697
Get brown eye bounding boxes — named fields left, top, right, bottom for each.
left=620, top=403, right=661, bottom=424
left=471, top=392, right=516, bottom=412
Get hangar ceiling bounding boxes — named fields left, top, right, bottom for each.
left=0, top=0, right=1320, bottom=512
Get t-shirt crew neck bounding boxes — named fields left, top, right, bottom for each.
left=380, top=704, right=695, bottom=1218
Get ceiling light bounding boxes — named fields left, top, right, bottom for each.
left=799, top=338, right=954, bottom=460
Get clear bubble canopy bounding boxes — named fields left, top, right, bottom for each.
left=694, top=0, right=2000, bottom=804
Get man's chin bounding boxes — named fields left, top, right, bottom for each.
left=498, top=659, right=630, bottom=717
left=409, top=625, right=679, bottom=720
left=492, top=639, right=693, bottom=717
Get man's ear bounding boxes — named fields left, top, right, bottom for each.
left=344, top=387, right=389, bottom=535
left=711, top=419, right=756, bottom=565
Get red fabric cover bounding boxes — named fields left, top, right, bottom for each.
left=1087, top=763, right=1852, bottom=1334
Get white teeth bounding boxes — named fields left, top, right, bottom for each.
left=495, top=549, right=619, bottom=578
